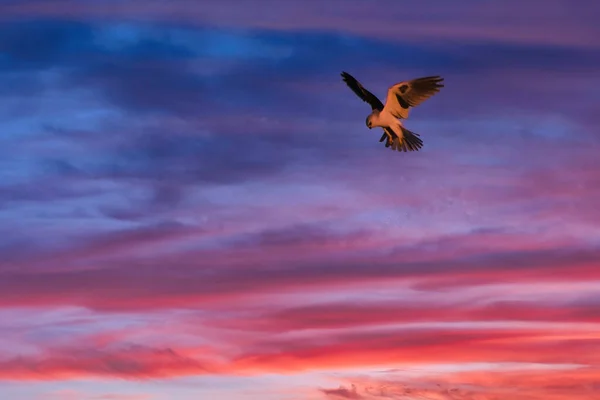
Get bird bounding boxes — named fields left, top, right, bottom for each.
left=341, top=71, right=444, bottom=152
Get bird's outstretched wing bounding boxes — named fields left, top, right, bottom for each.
left=383, top=76, right=444, bottom=119
left=341, top=71, right=384, bottom=111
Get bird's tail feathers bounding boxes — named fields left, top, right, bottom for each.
left=382, top=126, right=422, bottom=152
left=398, top=126, right=423, bottom=152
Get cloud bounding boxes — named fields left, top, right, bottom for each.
left=0, top=20, right=96, bottom=71
left=319, top=366, right=600, bottom=400
left=0, top=345, right=213, bottom=380
left=92, top=395, right=152, bottom=400
left=2, top=17, right=599, bottom=215
left=3, top=18, right=599, bottom=116
left=2, top=0, right=598, bottom=49
left=321, top=384, right=362, bottom=399
left=214, top=297, right=600, bottom=334
left=0, top=216, right=598, bottom=311
left=231, top=325, right=600, bottom=373
left=3, top=317, right=598, bottom=382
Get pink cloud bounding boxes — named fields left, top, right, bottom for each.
left=230, top=327, right=600, bottom=373
left=39, top=390, right=152, bottom=400
left=2, top=325, right=599, bottom=381
left=0, top=218, right=598, bottom=312
left=213, top=297, right=600, bottom=334
left=320, top=366, right=600, bottom=399
left=0, top=345, right=215, bottom=381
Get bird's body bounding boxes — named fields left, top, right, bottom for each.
left=341, top=71, right=444, bottom=152
left=369, top=109, right=403, bottom=137
left=365, top=109, right=400, bottom=145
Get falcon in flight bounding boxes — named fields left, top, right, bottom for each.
left=341, top=71, right=444, bottom=152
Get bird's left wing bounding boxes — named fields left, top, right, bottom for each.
left=341, top=71, right=384, bottom=111
left=383, top=76, right=444, bottom=119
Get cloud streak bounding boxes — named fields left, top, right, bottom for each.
left=320, top=366, right=600, bottom=400
left=2, top=0, right=599, bottom=49
left=0, top=345, right=213, bottom=380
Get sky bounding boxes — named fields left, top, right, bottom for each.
left=0, top=0, right=599, bottom=399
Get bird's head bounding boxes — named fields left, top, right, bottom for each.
left=365, top=115, right=372, bottom=129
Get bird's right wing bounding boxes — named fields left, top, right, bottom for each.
left=341, top=71, right=384, bottom=111
left=383, top=76, right=444, bottom=119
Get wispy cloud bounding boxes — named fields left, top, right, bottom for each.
left=320, top=366, right=600, bottom=399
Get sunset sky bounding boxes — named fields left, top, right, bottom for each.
left=1, top=1, right=600, bottom=399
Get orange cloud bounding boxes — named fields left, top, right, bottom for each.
left=231, top=327, right=600, bottom=373
left=320, top=366, right=600, bottom=400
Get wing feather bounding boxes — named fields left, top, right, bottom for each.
left=383, top=76, right=444, bottom=119
left=341, top=71, right=384, bottom=111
